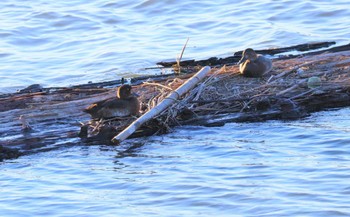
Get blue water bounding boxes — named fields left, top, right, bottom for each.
left=1, top=0, right=350, bottom=216
left=0, top=0, right=349, bottom=93
left=1, top=108, right=350, bottom=216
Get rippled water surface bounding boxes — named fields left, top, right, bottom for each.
left=0, top=0, right=349, bottom=92
left=1, top=108, right=350, bottom=217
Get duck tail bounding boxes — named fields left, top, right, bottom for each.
left=83, top=104, right=98, bottom=114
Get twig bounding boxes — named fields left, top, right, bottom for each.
left=239, top=89, right=270, bottom=112
left=267, top=75, right=274, bottom=83
left=192, top=67, right=222, bottom=101
left=289, top=89, right=315, bottom=100
left=176, top=38, right=190, bottom=74
left=268, top=60, right=320, bottom=83
left=143, top=82, right=174, bottom=91
left=276, top=79, right=307, bottom=96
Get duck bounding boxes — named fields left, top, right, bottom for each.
left=237, top=48, right=272, bottom=78
left=83, top=84, right=140, bottom=119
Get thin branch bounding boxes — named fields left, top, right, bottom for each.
left=143, top=82, right=174, bottom=91
left=176, top=38, right=190, bottom=74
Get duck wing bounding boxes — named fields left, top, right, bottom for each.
left=83, top=98, right=111, bottom=114
left=257, top=56, right=272, bottom=73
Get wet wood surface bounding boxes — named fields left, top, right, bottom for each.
left=1, top=42, right=350, bottom=161
left=157, top=41, right=343, bottom=67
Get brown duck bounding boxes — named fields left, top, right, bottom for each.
left=238, top=48, right=272, bottom=78
left=84, top=84, right=140, bottom=119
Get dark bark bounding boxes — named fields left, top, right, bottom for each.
left=157, top=41, right=338, bottom=67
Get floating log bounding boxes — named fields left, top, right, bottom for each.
left=157, top=41, right=337, bottom=67
left=234, top=41, right=337, bottom=56
left=1, top=42, right=350, bottom=161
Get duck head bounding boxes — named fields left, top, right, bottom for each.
left=237, top=48, right=258, bottom=64
left=117, top=84, right=133, bottom=99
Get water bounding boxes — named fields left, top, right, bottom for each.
left=1, top=0, right=350, bottom=216
left=1, top=108, right=350, bottom=217
left=0, top=0, right=349, bottom=93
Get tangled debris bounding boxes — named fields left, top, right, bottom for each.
left=82, top=50, right=350, bottom=143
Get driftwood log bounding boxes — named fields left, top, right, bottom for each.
left=157, top=41, right=340, bottom=67
left=1, top=42, right=350, bottom=161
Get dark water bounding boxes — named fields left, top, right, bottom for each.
left=1, top=108, right=350, bottom=216
left=0, top=0, right=349, bottom=92
left=1, top=0, right=350, bottom=216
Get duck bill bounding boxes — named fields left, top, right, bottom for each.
left=132, top=92, right=140, bottom=97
